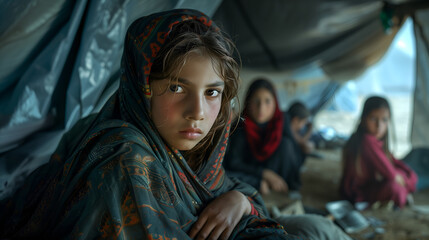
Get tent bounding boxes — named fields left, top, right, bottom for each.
left=1, top=0, right=429, bottom=197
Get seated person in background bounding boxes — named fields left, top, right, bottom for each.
left=340, top=96, right=418, bottom=208
left=287, top=101, right=315, bottom=157
left=224, top=79, right=312, bottom=196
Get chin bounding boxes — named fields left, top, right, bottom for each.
left=174, top=142, right=199, bottom=151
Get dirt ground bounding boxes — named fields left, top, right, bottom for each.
left=263, top=149, right=429, bottom=240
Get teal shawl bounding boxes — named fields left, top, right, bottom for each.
left=0, top=9, right=292, bottom=239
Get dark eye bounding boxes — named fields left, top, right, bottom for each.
left=169, top=84, right=183, bottom=93
left=206, top=89, right=221, bottom=97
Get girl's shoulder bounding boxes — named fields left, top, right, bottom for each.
left=103, top=120, right=153, bottom=145
left=77, top=119, right=153, bottom=156
left=361, top=133, right=384, bottom=151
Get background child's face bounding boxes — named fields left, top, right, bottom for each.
left=150, top=55, right=224, bottom=150
left=364, top=107, right=390, bottom=140
left=290, top=117, right=308, bottom=132
left=248, top=88, right=276, bottom=124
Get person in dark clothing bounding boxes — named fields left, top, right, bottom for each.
left=224, top=78, right=312, bottom=195
left=287, top=101, right=315, bottom=159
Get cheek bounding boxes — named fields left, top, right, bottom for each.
left=268, top=103, right=276, bottom=115
left=151, top=96, right=177, bottom=126
left=207, top=100, right=221, bottom=124
left=381, top=122, right=388, bottom=132
left=364, top=120, right=372, bottom=129
left=251, top=104, right=260, bottom=115
left=154, top=108, right=171, bottom=126
left=248, top=106, right=258, bottom=120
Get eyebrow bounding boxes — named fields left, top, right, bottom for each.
left=176, top=77, right=225, bottom=87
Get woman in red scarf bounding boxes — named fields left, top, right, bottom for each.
left=224, top=78, right=311, bottom=195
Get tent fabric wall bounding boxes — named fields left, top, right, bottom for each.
left=213, top=0, right=388, bottom=73
left=212, top=0, right=403, bottom=114
left=0, top=0, right=77, bottom=152
left=411, top=9, right=429, bottom=148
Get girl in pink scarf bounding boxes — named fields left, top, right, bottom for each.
left=340, top=96, right=418, bottom=208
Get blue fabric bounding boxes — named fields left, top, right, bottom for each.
left=403, top=147, right=429, bottom=191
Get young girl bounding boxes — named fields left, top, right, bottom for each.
left=224, top=79, right=309, bottom=195
left=340, top=96, right=418, bottom=208
left=0, top=9, right=292, bottom=239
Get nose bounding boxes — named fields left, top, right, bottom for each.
left=257, top=102, right=264, bottom=112
left=184, top=93, right=205, bottom=121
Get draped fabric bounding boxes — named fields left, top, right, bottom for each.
left=0, top=9, right=292, bottom=239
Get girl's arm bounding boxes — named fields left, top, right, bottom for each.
left=188, top=174, right=268, bottom=239
left=393, top=157, right=413, bottom=176
left=290, top=123, right=314, bottom=155
left=224, top=176, right=269, bottom=217
left=188, top=190, right=251, bottom=239
left=392, top=158, right=418, bottom=192
left=189, top=168, right=288, bottom=239
left=361, top=135, right=398, bottom=181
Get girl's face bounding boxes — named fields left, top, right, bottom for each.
left=290, top=117, right=309, bottom=132
left=247, top=88, right=276, bottom=124
left=364, top=107, right=390, bottom=140
left=150, top=55, right=224, bottom=150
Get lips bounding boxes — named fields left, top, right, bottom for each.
left=179, top=128, right=203, bottom=140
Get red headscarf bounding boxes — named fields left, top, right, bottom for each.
left=244, top=93, right=283, bottom=162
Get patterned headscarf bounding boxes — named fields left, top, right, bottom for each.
left=0, top=9, right=289, bottom=239
left=117, top=9, right=228, bottom=193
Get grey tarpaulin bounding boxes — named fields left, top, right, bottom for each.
left=412, top=8, right=429, bottom=148
left=212, top=0, right=402, bottom=112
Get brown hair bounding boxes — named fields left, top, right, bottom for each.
left=149, top=20, right=240, bottom=170
left=287, top=101, right=311, bottom=120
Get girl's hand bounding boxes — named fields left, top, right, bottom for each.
left=188, top=190, right=251, bottom=240
left=395, top=174, right=406, bottom=187
left=259, top=179, right=271, bottom=195
left=262, top=169, right=288, bottom=193
left=301, top=140, right=315, bottom=154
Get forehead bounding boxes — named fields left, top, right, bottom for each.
left=367, top=107, right=390, bottom=117
left=173, top=54, right=223, bottom=83
left=173, top=51, right=221, bottom=75
left=251, top=88, right=274, bottom=99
